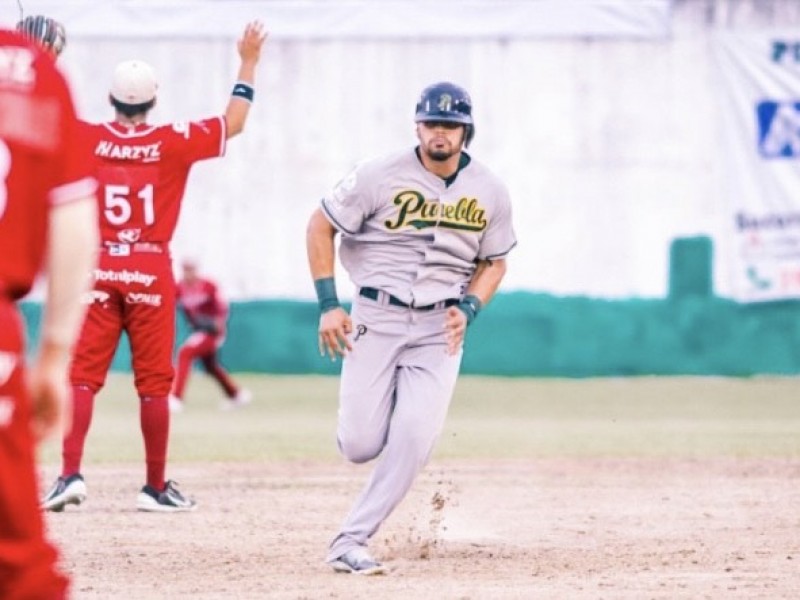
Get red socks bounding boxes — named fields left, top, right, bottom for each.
left=62, top=388, right=170, bottom=493
left=140, top=396, right=169, bottom=491
left=62, top=385, right=94, bottom=477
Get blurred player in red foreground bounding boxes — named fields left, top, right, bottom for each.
left=0, top=21, right=98, bottom=600
left=40, top=20, right=267, bottom=514
left=168, top=258, right=252, bottom=413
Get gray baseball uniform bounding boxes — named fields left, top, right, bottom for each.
left=320, top=147, right=516, bottom=562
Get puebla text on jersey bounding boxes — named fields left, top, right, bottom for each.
left=320, top=148, right=517, bottom=308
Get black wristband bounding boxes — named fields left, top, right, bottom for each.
left=232, top=81, right=255, bottom=102
left=457, top=294, right=483, bottom=325
left=314, top=277, right=340, bottom=313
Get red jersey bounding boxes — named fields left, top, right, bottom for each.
left=176, top=276, right=228, bottom=331
left=0, top=31, right=96, bottom=299
left=85, top=117, right=226, bottom=244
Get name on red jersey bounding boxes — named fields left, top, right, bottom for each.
left=95, top=140, right=162, bottom=161
left=0, top=47, right=59, bottom=152
left=0, top=47, right=34, bottom=87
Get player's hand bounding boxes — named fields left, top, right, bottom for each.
left=238, top=20, right=267, bottom=64
left=27, top=347, right=71, bottom=443
left=444, top=306, right=467, bottom=355
left=318, top=307, right=353, bottom=361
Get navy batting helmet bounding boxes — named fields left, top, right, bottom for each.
left=16, top=15, right=66, bottom=57
left=414, top=81, right=475, bottom=147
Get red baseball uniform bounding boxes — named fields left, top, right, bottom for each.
left=0, top=29, right=95, bottom=600
left=64, top=117, right=226, bottom=490
left=70, top=118, right=226, bottom=395
left=172, top=276, right=241, bottom=401
left=177, top=276, right=228, bottom=337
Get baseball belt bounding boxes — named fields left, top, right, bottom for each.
left=359, top=287, right=459, bottom=311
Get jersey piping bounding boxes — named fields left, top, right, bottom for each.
left=483, top=240, right=518, bottom=261
left=413, top=147, right=472, bottom=188
left=321, top=199, right=359, bottom=235
left=100, top=122, right=158, bottom=137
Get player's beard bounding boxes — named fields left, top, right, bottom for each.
left=423, top=141, right=459, bottom=162
left=421, top=128, right=465, bottom=161
left=427, top=149, right=454, bottom=161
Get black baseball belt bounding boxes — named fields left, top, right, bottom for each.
left=359, top=287, right=459, bottom=311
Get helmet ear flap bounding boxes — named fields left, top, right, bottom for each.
left=465, top=124, right=475, bottom=148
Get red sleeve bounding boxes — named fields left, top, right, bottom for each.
left=164, top=116, right=226, bottom=166
left=47, top=61, right=96, bottom=207
left=208, top=280, right=229, bottom=319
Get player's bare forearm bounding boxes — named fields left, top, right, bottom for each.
left=306, top=209, right=352, bottom=359
left=466, top=258, right=507, bottom=305
left=225, top=21, right=267, bottom=139
left=41, top=197, right=98, bottom=350
left=32, top=196, right=98, bottom=441
left=28, top=340, right=71, bottom=442
left=306, top=208, right=338, bottom=279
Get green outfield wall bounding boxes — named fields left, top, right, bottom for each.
left=17, top=292, right=800, bottom=378
left=18, top=239, right=800, bottom=377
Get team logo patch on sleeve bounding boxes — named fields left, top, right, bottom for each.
left=329, top=170, right=358, bottom=206
left=171, top=120, right=194, bottom=139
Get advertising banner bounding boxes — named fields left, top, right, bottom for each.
left=716, top=32, right=800, bottom=301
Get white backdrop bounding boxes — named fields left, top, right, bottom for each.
left=11, top=0, right=750, bottom=301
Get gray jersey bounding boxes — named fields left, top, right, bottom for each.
left=321, top=148, right=516, bottom=306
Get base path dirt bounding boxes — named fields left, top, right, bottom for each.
left=40, top=458, right=800, bottom=599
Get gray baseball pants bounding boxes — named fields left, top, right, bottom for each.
left=326, top=291, right=463, bottom=562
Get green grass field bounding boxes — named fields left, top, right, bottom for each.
left=37, top=373, right=800, bottom=465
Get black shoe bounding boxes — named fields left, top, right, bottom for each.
left=41, top=473, right=87, bottom=512
left=136, top=480, right=196, bottom=512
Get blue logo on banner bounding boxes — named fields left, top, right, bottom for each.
left=757, top=100, right=800, bottom=158
left=772, top=41, right=800, bottom=63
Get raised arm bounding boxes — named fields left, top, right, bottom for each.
left=225, top=20, right=268, bottom=140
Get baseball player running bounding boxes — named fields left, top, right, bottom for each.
left=306, top=82, right=516, bottom=574
left=169, top=258, right=252, bottom=413
left=0, top=23, right=97, bottom=599
left=41, top=21, right=267, bottom=513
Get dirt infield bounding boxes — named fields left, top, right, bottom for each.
left=39, top=457, right=799, bottom=599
